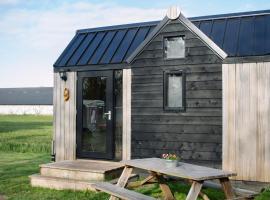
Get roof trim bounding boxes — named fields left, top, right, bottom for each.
left=224, top=55, right=270, bottom=64
left=127, top=12, right=227, bottom=64
left=77, top=21, right=159, bottom=34
left=126, top=16, right=171, bottom=63
left=178, top=13, right=227, bottom=59
left=190, top=9, right=270, bottom=21
left=54, top=63, right=129, bottom=72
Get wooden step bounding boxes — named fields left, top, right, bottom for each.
left=30, top=174, right=97, bottom=191
left=40, top=160, right=124, bottom=181
left=92, top=182, right=156, bottom=200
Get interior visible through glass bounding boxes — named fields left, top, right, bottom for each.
left=164, top=36, right=185, bottom=59
left=167, top=73, right=183, bottom=108
left=114, top=70, right=122, bottom=160
left=82, top=76, right=107, bottom=153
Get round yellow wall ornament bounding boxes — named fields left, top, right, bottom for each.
left=64, top=88, right=70, bottom=102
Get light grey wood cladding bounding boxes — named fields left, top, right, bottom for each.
left=223, top=62, right=270, bottom=182
left=122, top=69, right=131, bottom=160
left=53, top=72, right=77, bottom=161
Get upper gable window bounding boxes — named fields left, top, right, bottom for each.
left=164, top=36, right=185, bottom=59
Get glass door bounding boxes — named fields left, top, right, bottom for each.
left=77, top=71, right=114, bottom=159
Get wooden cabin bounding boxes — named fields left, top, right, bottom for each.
left=31, top=8, right=270, bottom=189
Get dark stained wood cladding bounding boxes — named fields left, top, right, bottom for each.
left=130, top=20, right=223, bottom=167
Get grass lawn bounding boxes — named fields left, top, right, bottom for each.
left=0, top=114, right=268, bottom=199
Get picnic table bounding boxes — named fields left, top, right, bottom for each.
left=93, top=158, right=237, bottom=200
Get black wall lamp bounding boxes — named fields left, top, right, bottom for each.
left=59, top=71, right=67, bottom=81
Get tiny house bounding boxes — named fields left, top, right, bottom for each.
left=51, top=8, right=270, bottom=182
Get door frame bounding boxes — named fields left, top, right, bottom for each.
left=76, top=70, right=114, bottom=160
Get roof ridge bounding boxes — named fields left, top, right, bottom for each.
left=76, top=21, right=159, bottom=34
left=76, top=9, right=270, bottom=34
left=190, top=9, right=270, bottom=21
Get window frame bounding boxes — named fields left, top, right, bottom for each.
left=163, top=35, right=186, bottom=60
left=163, top=70, right=186, bottom=112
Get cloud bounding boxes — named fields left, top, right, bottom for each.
left=0, top=1, right=166, bottom=87
left=0, top=0, right=19, bottom=5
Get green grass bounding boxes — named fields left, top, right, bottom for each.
left=0, top=152, right=109, bottom=200
left=0, top=115, right=52, bottom=153
left=0, top=114, right=269, bottom=199
left=134, top=181, right=225, bottom=200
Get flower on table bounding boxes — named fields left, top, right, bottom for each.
left=162, top=153, right=180, bottom=160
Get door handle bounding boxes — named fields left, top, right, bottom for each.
left=104, top=111, right=111, bottom=120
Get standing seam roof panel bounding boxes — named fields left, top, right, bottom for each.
left=199, top=20, right=213, bottom=37
left=237, top=17, right=255, bottom=56
left=265, top=15, right=270, bottom=54
left=88, top=31, right=117, bottom=65
left=77, top=32, right=106, bottom=65
left=210, top=19, right=227, bottom=48
left=222, top=18, right=241, bottom=56
left=54, top=34, right=79, bottom=66
left=123, top=27, right=151, bottom=60
left=254, top=16, right=266, bottom=55
left=111, top=28, right=138, bottom=63
left=100, top=30, right=127, bottom=64
left=57, top=34, right=86, bottom=66
left=67, top=33, right=96, bottom=66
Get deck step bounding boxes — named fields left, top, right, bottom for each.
left=30, top=174, right=97, bottom=191
left=40, top=160, right=124, bottom=181
left=92, top=182, right=156, bottom=200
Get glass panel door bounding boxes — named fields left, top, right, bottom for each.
left=77, top=71, right=114, bottom=159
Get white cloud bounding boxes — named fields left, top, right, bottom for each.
left=0, top=1, right=167, bottom=87
left=0, top=0, right=19, bottom=5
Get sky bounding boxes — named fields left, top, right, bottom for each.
left=0, top=0, right=270, bottom=88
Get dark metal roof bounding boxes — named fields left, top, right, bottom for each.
left=0, top=87, right=53, bottom=105
left=54, top=9, right=270, bottom=68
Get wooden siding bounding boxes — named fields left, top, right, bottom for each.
left=223, top=62, right=270, bottom=182
left=131, top=19, right=223, bottom=166
left=54, top=72, right=77, bottom=161
left=122, top=69, right=131, bottom=160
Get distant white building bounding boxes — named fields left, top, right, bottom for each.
left=0, top=87, right=53, bottom=115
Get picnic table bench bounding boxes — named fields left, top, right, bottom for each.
left=93, top=158, right=237, bottom=200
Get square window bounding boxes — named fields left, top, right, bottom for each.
left=164, top=71, right=185, bottom=111
left=164, top=36, right=185, bottom=59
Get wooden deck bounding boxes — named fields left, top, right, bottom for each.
left=40, top=159, right=124, bottom=173
left=30, top=160, right=124, bottom=190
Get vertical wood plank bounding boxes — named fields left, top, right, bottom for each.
left=60, top=73, right=65, bottom=161
left=54, top=71, right=77, bottom=162
left=222, top=64, right=236, bottom=174
left=257, top=62, right=270, bottom=182
left=72, top=72, right=77, bottom=160
left=222, top=64, right=229, bottom=171
left=55, top=73, right=63, bottom=161
left=64, top=73, right=69, bottom=160
left=264, top=62, right=270, bottom=182
left=122, top=69, right=131, bottom=160
left=248, top=63, right=258, bottom=180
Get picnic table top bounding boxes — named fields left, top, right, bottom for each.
left=123, top=158, right=236, bottom=181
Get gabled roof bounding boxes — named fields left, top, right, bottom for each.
left=54, top=9, right=270, bottom=69
left=0, top=87, right=53, bottom=105
left=127, top=11, right=227, bottom=63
